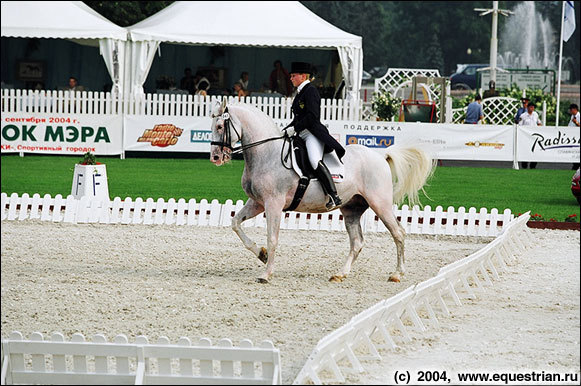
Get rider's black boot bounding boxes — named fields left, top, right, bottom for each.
left=315, top=161, right=342, bottom=210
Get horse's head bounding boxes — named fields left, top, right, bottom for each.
left=210, top=99, right=239, bottom=166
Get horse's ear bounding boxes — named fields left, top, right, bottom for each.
left=212, top=100, right=223, bottom=117
left=221, top=98, right=227, bottom=112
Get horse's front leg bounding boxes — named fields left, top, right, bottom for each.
left=232, top=198, right=266, bottom=263
left=257, top=198, right=285, bottom=283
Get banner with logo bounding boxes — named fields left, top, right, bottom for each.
left=1, top=113, right=123, bottom=155
left=124, top=115, right=214, bottom=153
left=321, top=121, right=515, bottom=161
left=517, top=126, right=580, bottom=163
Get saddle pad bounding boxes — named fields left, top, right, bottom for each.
left=290, top=138, right=345, bottom=183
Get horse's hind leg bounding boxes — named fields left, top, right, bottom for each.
left=330, top=198, right=369, bottom=282
left=231, top=198, right=267, bottom=263
left=366, top=197, right=406, bottom=282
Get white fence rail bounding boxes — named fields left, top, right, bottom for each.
left=292, top=212, right=533, bottom=384
left=1, top=332, right=281, bottom=385
left=1, top=193, right=514, bottom=237
left=0, top=89, right=362, bottom=121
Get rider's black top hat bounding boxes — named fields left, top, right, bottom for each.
left=290, top=62, right=313, bottom=75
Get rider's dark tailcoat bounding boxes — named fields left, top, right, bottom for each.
left=290, top=82, right=345, bottom=159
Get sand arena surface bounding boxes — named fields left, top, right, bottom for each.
left=1, top=220, right=493, bottom=383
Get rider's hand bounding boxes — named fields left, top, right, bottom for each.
left=283, top=126, right=295, bottom=137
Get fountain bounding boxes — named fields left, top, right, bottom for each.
left=499, top=2, right=556, bottom=70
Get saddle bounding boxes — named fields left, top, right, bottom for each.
left=284, top=136, right=345, bottom=212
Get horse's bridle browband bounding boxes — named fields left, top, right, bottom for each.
left=210, top=107, right=287, bottom=155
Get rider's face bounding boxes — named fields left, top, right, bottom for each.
left=290, top=73, right=307, bottom=88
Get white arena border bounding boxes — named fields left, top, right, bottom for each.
left=1, top=331, right=281, bottom=385
left=292, top=212, right=533, bottom=385
left=1, top=193, right=514, bottom=237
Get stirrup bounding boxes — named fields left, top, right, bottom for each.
left=326, top=195, right=342, bottom=210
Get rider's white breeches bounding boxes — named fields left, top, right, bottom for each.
left=299, top=129, right=324, bottom=170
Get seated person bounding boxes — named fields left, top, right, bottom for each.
left=180, top=67, right=196, bottom=94
left=232, top=82, right=247, bottom=98
left=238, top=72, right=249, bottom=92
left=195, top=80, right=210, bottom=96
left=67, top=76, right=85, bottom=92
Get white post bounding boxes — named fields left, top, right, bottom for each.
left=513, top=124, right=520, bottom=170
left=445, top=82, right=452, bottom=123
left=490, top=1, right=499, bottom=83
left=555, top=1, right=565, bottom=127
left=542, top=100, right=547, bottom=126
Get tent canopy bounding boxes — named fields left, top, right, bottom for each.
left=127, top=1, right=362, bottom=100
left=1, top=1, right=127, bottom=42
left=1, top=1, right=127, bottom=93
left=128, top=1, right=359, bottom=49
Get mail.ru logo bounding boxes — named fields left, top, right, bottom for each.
left=346, top=134, right=394, bottom=148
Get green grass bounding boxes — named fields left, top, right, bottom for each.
left=1, top=154, right=579, bottom=221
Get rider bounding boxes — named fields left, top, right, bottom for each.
left=285, top=62, right=345, bottom=210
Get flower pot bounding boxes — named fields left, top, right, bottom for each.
left=71, top=164, right=110, bottom=201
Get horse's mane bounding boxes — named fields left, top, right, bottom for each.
left=229, top=103, right=281, bottom=135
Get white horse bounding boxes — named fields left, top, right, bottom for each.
left=210, top=100, right=435, bottom=283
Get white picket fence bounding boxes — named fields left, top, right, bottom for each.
left=1, top=332, right=281, bottom=385
left=292, top=212, right=533, bottom=384
left=0, top=89, right=362, bottom=121
left=1, top=193, right=514, bottom=237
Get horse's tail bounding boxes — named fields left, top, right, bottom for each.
left=384, top=145, right=436, bottom=207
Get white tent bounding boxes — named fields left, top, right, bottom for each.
left=127, top=1, right=362, bottom=101
left=1, top=1, right=128, bottom=94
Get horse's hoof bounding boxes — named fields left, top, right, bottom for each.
left=258, top=247, right=268, bottom=264
left=256, top=277, right=269, bottom=284
left=388, top=273, right=401, bottom=282
left=329, top=275, right=345, bottom=283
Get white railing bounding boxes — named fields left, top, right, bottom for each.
left=293, top=212, right=533, bottom=384
left=0, top=89, right=363, bottom=121
left=1, top=193, right=514, bottom=237
left=1, top=331, right=281, bottom=385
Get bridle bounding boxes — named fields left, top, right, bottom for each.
left=210, top=107, right=288, bottom=155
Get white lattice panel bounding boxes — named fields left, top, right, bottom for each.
left=375, top=68, right=443, bottom=122
left=375, top=68, right=441, bottom=95
left=452, top=97, right=526, bottom=125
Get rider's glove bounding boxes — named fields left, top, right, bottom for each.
left=283, top=126, right=295, bottom=137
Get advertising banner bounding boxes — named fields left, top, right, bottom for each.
left=1, top=113, right=123, bottom=155
left=124, top=115, right=214, bottom=153
left=517, top=126, right=580, bottom=163
left=322, top=121, right=515, bottom=161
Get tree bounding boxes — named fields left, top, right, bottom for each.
left=301, top=1, right=391, bottom=70
left=83, top=1, right=173, bottom=27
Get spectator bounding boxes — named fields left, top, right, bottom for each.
left=180, top=67, right=196, bottom=94
left=238, top=71, right=249, bottom=92
left=269, top=60, right=292, bottom=96
left=67, top=76, right=85, bottom=92
left=194, top=71, right=210, bottom=93
left=232, top=82, right=247, bottom=99
left=483, top=80, right=499, bottom=99
left=195, top=80, right=210, bottom=97
left=569, top=103, right=580, bottom=169
left=518, top=102, right=542, bottom=169
left=514, top=97, right=530, bottom=123
left=464, top=94, right=484, bottom=124
left=569, top=103, right=580, bottom=128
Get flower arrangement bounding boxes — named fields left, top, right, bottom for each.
left=564, top=214, right=578, bottom=223
left=79, top=151, right=101, bottom=165
left=529, top=213, right=544, bottom=221
left=371, top=91, right=402, bottom=121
